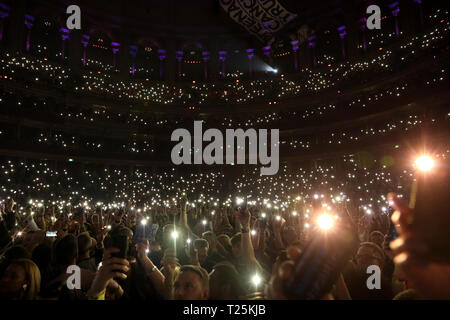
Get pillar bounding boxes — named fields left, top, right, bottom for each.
left=290, top=40, right=299, bottom=71
left=202, top=51, right=210, bottom=81
left=219, top=51, right=227, bottom=78
left=246, top=48, right=254, bottom=77
left=158, top=49, right=166, bottom=80
left=308, top=36, right=317, bottom=67
left=337, top=25, right=347, bottom=59
left=111, top=42, right=120, bottom=68
left=24, top=14, right=34, bottom=52
left=176, top=50, right=184, bottom=80
left=81, top=35, right=90, bottom=66
left=60, top=27, right=70, bottom=59
left=389, top=2, right=401, bottom=37
left=130, top=45, right=138, bottom=76
left=0, top=4, right=10, bottom=42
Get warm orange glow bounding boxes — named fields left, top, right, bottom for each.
left=415, top=156, right=434, bottom=172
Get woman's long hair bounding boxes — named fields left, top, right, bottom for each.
left=10, top=258, right=41, bottom=300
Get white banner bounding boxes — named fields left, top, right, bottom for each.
left=220, top=0, right=297, bottom=42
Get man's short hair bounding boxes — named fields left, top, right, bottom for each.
left=4, top=245, right=30, bottom=261
left=393, top=289, right=424, bottom=300
left=230, top=233, right=242, bottom=246
left=194, top=238, right=209, bottom=249
left=179, top=265, right=209, bottom=290
left=359, top=242, right=385, bottom=260
left=212, top=261, right=245, bottom=298
left=163, top=224, right=174, bottom=233
left=369, top=231, right=384, bottom=239
left=55, top=234, right=78, bottom=266
left=77, top=232, right=93, bottom=256
left=216, top=234, right=231, bottom=244
left=202, top=231, right=213, bottom=238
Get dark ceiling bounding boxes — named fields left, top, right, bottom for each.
left=18, top=0, right=383, bottom=43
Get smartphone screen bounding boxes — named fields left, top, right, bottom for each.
left=46, top=231, right=57, bottom=237
left=111, top=234, right=129, bottom=259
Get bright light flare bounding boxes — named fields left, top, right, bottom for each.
left=252, top=274, right=261, bottom=287
left=316, top=213, right=334, bottom=231
left=415, top=156, right=434, bottom=172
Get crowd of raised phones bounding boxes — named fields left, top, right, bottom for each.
left=0, top=7, right=448, bottom=302
left=0, top=149, right=449, bottom=300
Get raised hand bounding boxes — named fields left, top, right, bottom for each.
left=233, top=208, right=250, bottom=227
left=388, top=192, right=450, bottom=299
left=136, top=238, right=149, bottom=260
left=161, top=249, right=180, bottom=283
left=88, top=247, right=130, bottom=298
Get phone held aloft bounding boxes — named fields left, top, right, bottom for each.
left=284, top=224, right=357, bottom=300
left=111, top=235, right=129, bottom=259
left=411, top=167, right=450, bottom=263
left=104, top=229, right=129, bottom=260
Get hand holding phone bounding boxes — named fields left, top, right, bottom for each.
left=284, top=221, right=358, bottom=299
left=110, top=234, right=129, bottom=259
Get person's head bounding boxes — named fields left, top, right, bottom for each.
left=272, top=250, right=289, bottom=276
left=202, top=231, right=215, bottom=248
left=282, top=226, right=297, bottom=246
left=0, top=259, right=41, bottom=300
left=174, top=265, right=209, bottom=300
left=209, top=262, right=244, bottom=300
left=122, top=227, right=134, bottom=245
left=90, top=214, right=100, bottom=225
left=68, top=220, right=80, bottom=234
left=54, top=234, right=78, bottom=267
left=230, top=233, right=242, bottom=259
left=393, top=289, right=424, bottom=300
left=194, top=239, right=209, bottom=263
left=22, top=231, right=44, bottom=254
left=31, top=243, right=52, bottom=272
left=104, top=225, right=133, bottom=258
left=369, top=231, right=385, bottom=248
left=162, top=224, right=175, bottom=246
left=77, top=232, right=93, bottom=258
left=216, top=234, right=232, bottom=253
left=114, top=209, right=124, bottom=224
left=356, top=242, right=385, bottom=271
left=3, top=245, right=30, bottom=262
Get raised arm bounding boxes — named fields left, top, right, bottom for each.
left=136, top=239, right=165, bottom=295
left=233, top=209, right=263, bottom=274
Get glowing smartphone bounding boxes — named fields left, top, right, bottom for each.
left=46, top=231, right=57, bottom=237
